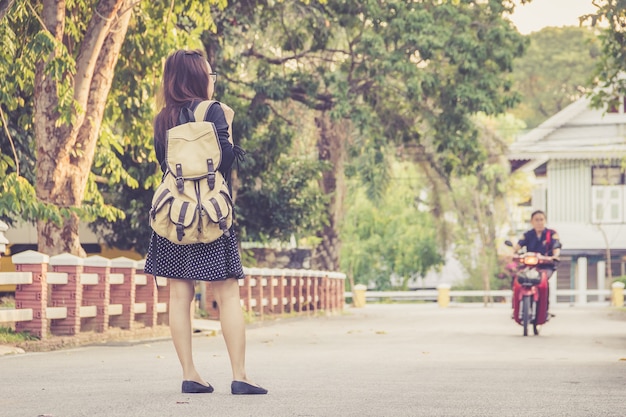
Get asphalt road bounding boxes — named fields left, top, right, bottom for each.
left=1, top=303, right=625, bottom=417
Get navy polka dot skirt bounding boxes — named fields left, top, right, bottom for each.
left=144, top=227, right=245, bottom=281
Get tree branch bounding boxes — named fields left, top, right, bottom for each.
left=0, top=0, right=15, bottom=22
left=0, top=105, right=19, bottom=176
left=241, top=46, right=313, bottom=64
left=289, top=86, right=334, bottom=111
left=74, top=0, right=133, bottom=174
left=74, top=0, right=125, bottom=115
left=265, top=102, right=295, bottom=126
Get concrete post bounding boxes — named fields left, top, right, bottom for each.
left=352, top=284, right=367, bottom=308
left=83, top=255, right=111, bottom=333
left=576, top=257, right=588, bottom=306
left=49, top=253, right=84, bottom=336
left=320, top=275, right=329, bottom=313
left=611, top=282, right=625, bottom=307
left=109, top=257, right=137, bottom=330
left=295, top=270, right=304, bottom=313
left=0, top=220, right=8, bottom=255
left=277, top=270, right=286, bottom=314
left=13, top=250, right=49, bottom=339
left=597, top=261, right=606, bottom=303
left=303, top=272, right=311, bottom=315
left=437, top=284, right=451, bottom=308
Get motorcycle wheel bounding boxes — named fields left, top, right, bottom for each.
left=531, top=298, right=539, bottom=335
left=522, top=295, right=531, bottom=336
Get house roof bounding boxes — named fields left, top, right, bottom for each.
left=509, top=97, right=626, bottom=162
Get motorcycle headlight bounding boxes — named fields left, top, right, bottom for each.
left=524, top=255, right=539, bottom=266
left=523, top=269, right=539, bottom=279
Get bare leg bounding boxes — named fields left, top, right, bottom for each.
left=168, top=278, right=208, bottom=385
left=211, top=278, right=257, bottom=384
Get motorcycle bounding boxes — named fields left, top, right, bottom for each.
left=504, top=240, right=560, bottom=336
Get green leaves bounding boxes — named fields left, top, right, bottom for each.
left=512, top=26, right=598, bottom=128
left=0, top=0, right=533, bottom=261
left=341, top=162, right=443, bottom=289
left=237, top=157, right=328, bottom=242
left=584, top=1, right=626, bottom=110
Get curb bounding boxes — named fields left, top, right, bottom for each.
left=0, top=345, right=25, bottom=356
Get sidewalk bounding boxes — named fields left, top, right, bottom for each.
left=1, top=304, right=625, bottom=417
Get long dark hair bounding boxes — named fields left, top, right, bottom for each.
left=153, top=49, right=211, bottom=146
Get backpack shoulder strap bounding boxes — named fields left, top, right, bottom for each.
left=192, top=100, right=216, bottom=122
left=218, top=102, right=235, bottom=145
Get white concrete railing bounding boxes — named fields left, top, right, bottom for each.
left=0, top=263, right=169, bottom=326
left=0, top=252, right=347, bottom=339
left=345, top=286, right=626, bottom=306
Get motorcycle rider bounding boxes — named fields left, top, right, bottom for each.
left=514, top=210, right=561, bottom=263
left=513, top=210, right=561, bottom=320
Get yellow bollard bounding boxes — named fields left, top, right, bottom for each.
left=437, top=284, right=451, bottom=308
left=611, top=282, right=625, bottom=307
left=352, top=284, right=367, bottom=308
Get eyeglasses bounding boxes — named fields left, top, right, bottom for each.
left=209, top=72, right=218, bottom=83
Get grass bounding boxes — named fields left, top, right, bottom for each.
left=0, top=295, right=15, bottom=308
left=0, top=295, right=38, bottom=344
left=0, top=326, right=39, bottom=344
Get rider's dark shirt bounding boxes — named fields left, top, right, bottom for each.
left=517, top=228, right=560, bottom=256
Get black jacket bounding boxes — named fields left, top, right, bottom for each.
left=517, top=228, right=561, bottom=256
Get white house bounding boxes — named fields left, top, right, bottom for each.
left=508, top=96, right=626, bottom=303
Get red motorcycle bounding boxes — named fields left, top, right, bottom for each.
left=505, top=240, right=560, bottom=336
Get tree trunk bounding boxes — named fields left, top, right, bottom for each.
left=311, top=112, right=346, bottom=271
left=473, top=191, right=494, bottom=306
left=34, top=0, right=132, bottom=256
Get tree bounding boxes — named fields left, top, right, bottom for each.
left=419, top=113, right=526, bottom=299
left=2, top=0, right=527, bottom=271
left=206, top=0, right=526, bottom=272
left=90, top=1, right=231, bottom=255
left=89, top=2, right=331, bottom=255
left=511, top=26, right=600, bottom=129
left=582, top=1, right=626, bottom=109
left=0, top=1, right=135, bottom=256
left=340, top=161, right=443, bottom=290
left=0, top=1, right=224, bottom=256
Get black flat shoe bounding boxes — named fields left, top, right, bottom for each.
left=182, top=380, right=214, bottom=394
left=231, top=380, right=268, bottom=395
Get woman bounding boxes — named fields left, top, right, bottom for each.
left=144, top=49, right=266, bottom=395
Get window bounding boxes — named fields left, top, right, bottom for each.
left=592, top=186, right=623, bottom=223
left=591, top=165, right=625, bottom=223
left=592, top=166, right=624, bottom=185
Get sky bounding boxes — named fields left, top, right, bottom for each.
left=509, top=0, right=599, bottom=34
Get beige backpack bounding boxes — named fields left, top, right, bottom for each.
left=149, top=100, right=235, bottom=245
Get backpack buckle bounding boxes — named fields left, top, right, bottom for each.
left=219, top=217, right=230, bottom=237
left=207, top=159, right=215, bottom=190
left=175, top=164, right=184, bottom=192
